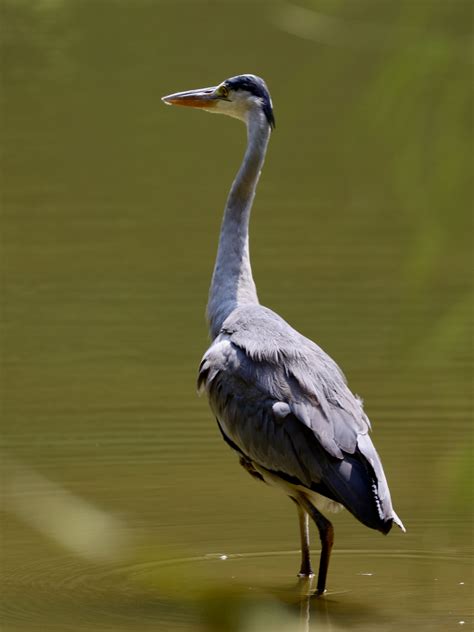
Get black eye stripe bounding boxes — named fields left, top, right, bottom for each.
left=227, top=76, right=264, bottom=98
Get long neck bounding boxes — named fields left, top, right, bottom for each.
left=207, top=111, right=271, bottom=339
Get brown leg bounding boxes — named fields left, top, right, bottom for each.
left=290, top=497, right=314, bottom=577
left=298, top=495, right=334, bottom=595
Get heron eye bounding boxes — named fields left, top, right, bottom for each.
left=220, top=85, right=229, bottom=98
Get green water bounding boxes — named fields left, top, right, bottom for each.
left=1, top=1, right=472, bottom=630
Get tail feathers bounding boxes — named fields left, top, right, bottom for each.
left=380, top=511, right=406, bottom=536
left=317, top=447, right=406, bottom=535
left=355, top=433, right=405, bottom=534
left=392, top=510, right=406, bottom=533
left=320, top=454, right=390, bottom=532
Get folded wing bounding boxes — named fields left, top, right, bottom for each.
left=199, top=304, right=405, bottom=533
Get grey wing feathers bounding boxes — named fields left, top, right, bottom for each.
left=198, top=304, right=405, bottom=533
left=218, top=305, right=369, bottom=458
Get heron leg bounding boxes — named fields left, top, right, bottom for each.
left=297, top=495, right=334, bottom=596
left=290, top=497, right=314, bottom=577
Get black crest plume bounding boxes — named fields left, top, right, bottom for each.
left=226, top=74, right=275, bottom=129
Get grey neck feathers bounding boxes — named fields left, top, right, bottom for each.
left=207, top=110, right=271, bottom=339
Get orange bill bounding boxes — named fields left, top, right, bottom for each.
left=161, top=86, right=218, bottom=108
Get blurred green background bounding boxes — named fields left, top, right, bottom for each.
left=1, top=1, right=472, bottom=630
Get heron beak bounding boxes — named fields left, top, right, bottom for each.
left=161, top=86, right=219, bottom=109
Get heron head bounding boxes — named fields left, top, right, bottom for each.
left=162, top=74, right=275, bottom=129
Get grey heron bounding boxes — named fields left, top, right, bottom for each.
left=162, top=74, right=405, bottom=595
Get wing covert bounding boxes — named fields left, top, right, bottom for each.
left=198, top=304, right=401, bottom=531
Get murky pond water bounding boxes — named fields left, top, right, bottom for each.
left=1, top=1, right=472, bottom=630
